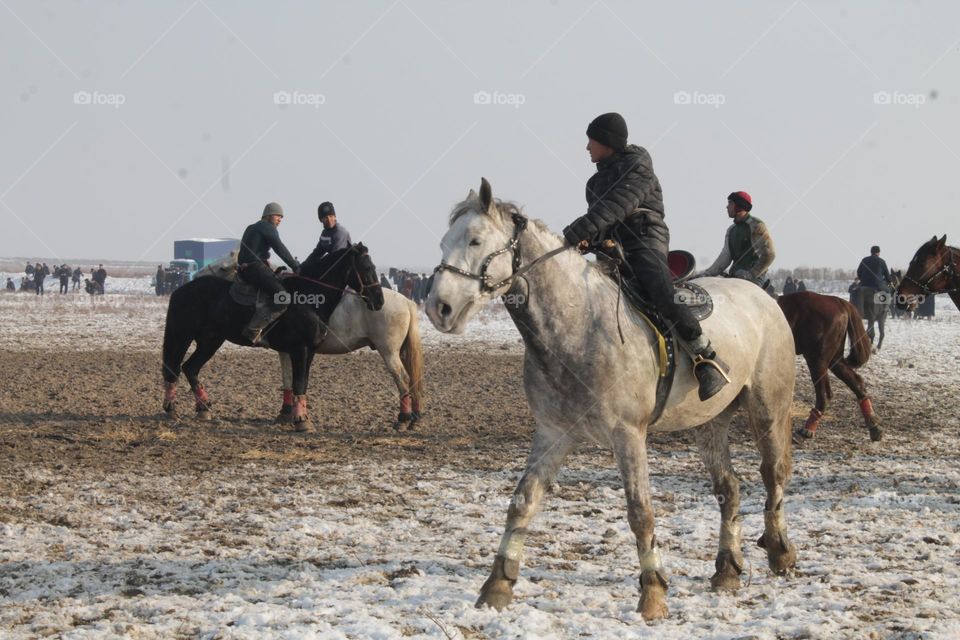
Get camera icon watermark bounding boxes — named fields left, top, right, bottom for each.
left=73, top=90, right=126, bottom=108
left=673, top=90, right=725, bottom=109
left=873, top=90, right=926, bottom=108
left=473, top=90, right=526, bottom=109
left=273, top=90, right=326, bottom=108
left=872, top=291, right=892, bottom=305
left=274, top=291, right=292, bottom=305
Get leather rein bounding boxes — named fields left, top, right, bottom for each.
left=433, top=212, right=567, bottom=294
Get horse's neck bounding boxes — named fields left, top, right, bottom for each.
left=505, top=225, right=616, bottom=355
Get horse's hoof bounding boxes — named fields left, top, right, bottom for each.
left=393, top=421, right=408, bottom=432
left=475, top=578, right=514, bottom=611
left=759, top=532, right=797, bottom=575
left=869, top=426, right=883, bottom=442
left=294, top=419, right=314, bottom=433
left=274, top=412, right=294, bottom=425
left=638, top=571, right=669, bottom=621
left=709, top=553, right=743, bottom=591
left=408, top=411, right=422, bottom=431
left=195, top=409, right=212, bottom=421
left=162, top=402, right=175, bottom=414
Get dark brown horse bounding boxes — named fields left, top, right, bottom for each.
left=896, top=235, right=960, bottom=312
left=778, top=291, right=881, bottom=442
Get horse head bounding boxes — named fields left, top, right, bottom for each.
left=427, top=177, right=528, bottom=333
left=897, top=235, right=954, bottom=309
left=348, top=242, right=385, bottom=311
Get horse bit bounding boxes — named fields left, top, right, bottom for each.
left=434, top=212, right=566, bottom=294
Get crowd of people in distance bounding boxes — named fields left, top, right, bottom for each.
left=381, top=268, right=433, bottom=305
left=7, top=262, right=108, bottom=295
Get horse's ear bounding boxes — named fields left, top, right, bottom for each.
left=938, top=234, right=947, bottom=247
left=479, top=177, right=493, bottom=214
left=467, top=188, right=478, bottom=201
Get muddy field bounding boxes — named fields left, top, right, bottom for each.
left=1, top=294, right=959, bottom=639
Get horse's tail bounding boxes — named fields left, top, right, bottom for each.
left=844, top=301, right=871, bottom=368
left=400, top=299, right=425, bottom=413
left=161, top=285, right=198, bottom=383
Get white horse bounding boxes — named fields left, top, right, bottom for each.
left=425, top=178, right=797, bottom=621
left=277, top=288, right=424, bottom=429
left=200, top=252, right=424, bottom=429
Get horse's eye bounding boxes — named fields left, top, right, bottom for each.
left=469, top=239, right=481, bottom=246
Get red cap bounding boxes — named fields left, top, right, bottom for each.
left=728, top=191, right=752, bottom=212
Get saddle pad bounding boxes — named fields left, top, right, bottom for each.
left=229, top=279, right=261, bottom=306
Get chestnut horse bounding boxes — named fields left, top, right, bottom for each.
left=777, top=291, right=881, bottom=442
left=896, top=235, right=960, bottom=312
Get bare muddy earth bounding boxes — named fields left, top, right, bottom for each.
left=1, top=295, right=959, bottom=639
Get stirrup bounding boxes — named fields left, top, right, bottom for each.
left=693, top=354, right=731, bottom=383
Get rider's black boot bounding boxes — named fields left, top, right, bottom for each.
left=689, top=335, right=729, bottom=401
left=243, top=303, right=285, bottom=347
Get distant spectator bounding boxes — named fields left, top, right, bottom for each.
left=72, top=266, right=82, bottom=291
left=379, top=273, right=392, bottom=290
left=5, top=277, right=15, bottom=291
left=782, top=276, right=797, bottom=295
left=34, top=262, right=45, bottom=295
left=94, top=264, right=107, bottom=294
left=25, top=262, right=35, bottom=277
left=848, top=277, right=863, bottom=314
left=796, top=280, right=807, bottom=292
left=765, top=281, right=778, bottom=298
left=58, top=264, right=70, bottom=294
left=155, top=265, right=166, bottom=296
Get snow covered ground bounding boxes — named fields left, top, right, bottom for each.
left=1, top=282, right=959, bottom=638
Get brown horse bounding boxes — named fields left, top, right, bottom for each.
left=777, top=291, right=881, bottom=442
left=896, top=235, right=960, bottom=312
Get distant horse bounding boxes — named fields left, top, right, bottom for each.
left=201, top=251, right=425, bottom=430
left=897, top=235, right=960, bottom=312
left=859, top=285, right=888, bottom=352
left=426, top=178, right=797, bottom=621
left=778, top=292, right=880, bottom=442
left=161, top=245, right=384, bottom=429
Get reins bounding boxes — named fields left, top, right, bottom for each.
left=902, top=246, right=960, bottom=296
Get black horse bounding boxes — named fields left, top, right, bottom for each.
left=161, top=243, right=384, bottom=429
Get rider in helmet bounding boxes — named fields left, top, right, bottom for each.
left=237, top=202, right=300, bottom=346
left=562, top=112, right=728, bottom=401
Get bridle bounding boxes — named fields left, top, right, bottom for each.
left=291, top=250, right=382, bottom=303
left=902, top=246, right=960, bottom=296
left=433, top=212, right=566, bottom=294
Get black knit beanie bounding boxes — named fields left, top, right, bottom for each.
left=586, top=112, right=628, bottom=151
left=318, top=201, right=336, bottom=219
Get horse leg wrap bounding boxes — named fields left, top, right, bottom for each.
left=496, top=527, right=527, bottom=580
left=281, top=389, right=294, bottom=414
left=412, top=396, right=421, bottom=413
left=163, top=382, right=176, bottom=405
left=293, top=395, right=307, bottom=419
left=639, top=543, right=666, bottom=578
left=400, top=393, right=413, bottom=415
left=859, top=397, right=874, bottom=419
left=193, top=384, right=210, bottom=410
left=803, top=408, right=823, bottom=433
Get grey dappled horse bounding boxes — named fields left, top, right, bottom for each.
left=425, top=178, right=798, bottom=621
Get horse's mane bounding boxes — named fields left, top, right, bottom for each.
left=448, top=195, right=563, bottom=243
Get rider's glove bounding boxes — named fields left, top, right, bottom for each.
left=562, top=216, right=597, bottom=247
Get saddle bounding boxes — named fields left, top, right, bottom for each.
left=228, top=278, right=264, bottom=306
left=595, top=243, right=716, bottom=424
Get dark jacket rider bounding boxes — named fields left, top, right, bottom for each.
left=237, top=202, right=300, bottom=346
left=561, top=112, right=728, bottom=401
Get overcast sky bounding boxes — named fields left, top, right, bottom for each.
left=2, top=1, right=958, bottom=271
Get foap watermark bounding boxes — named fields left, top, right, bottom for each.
left=473, top=90, right=526, bottom=109
left=673, top=90, right=726, bottom=109
left=275, top=291, right=326, bottom=307
left=674, top=290, right=714, bottom=306
left=873, top=90, right=926, bottom=108
left=73, top=90, right=126, bottom=108
left=274, top=90, right=326, bottom=108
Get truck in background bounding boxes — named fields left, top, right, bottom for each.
left=161, top=238, right=239, bottom=293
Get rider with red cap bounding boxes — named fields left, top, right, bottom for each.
left=698, top=191, right=776, bottom=286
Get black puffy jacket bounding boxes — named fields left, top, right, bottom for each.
left=580, top=144, right=669, bottom=254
